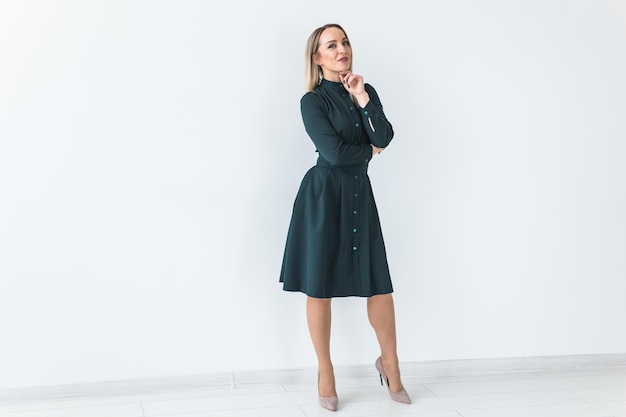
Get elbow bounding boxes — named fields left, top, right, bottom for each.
left=374, top=139, right=392, bottom=148
left=372, top=134, right=393, bottom=148
left=319, top=146, right=345, bottom=166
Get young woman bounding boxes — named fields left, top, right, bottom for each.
left=279, top=23, right=410, bottom=411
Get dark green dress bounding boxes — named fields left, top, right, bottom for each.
left=279, top=78, right=394, bottom=298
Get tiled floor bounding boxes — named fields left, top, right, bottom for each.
left=2, top=358, right=626, bottom=417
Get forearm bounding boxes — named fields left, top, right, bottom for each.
left=310, top=132, right=373, bottom=166
left=353, top=92, right=370, bottom=108
left=360, top=100, right=393, bottom=148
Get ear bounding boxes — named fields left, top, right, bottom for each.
left=313, top=53, right=322, bottom=67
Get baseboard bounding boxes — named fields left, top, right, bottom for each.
left=398, top=352, right=626, bottom=377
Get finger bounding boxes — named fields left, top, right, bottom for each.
left=341, top=71, right=352, bottom=88
left=348, top=74, right=361, bottom=89
left=347, top=74, right=356, bottom=89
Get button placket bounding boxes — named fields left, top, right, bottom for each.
left=351, top=172, right=362, bottom=293
left=351, top=173, right=360, bottom=253
left=342, top=92, right=361, bottom=137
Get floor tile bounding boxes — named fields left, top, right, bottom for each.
left=0, top=384, right=290, bottom=416
left=569, top=387, right=626, bottom=402
left=150, top=405, right=307, bottom=417
left=300, top=403, right=460, bottom=417
left=141, top=391, right=313, bottom=415
left=0, top=402, right=143, bottom=417
left=535, top=368, right=626, bottom=378
left=457, top=403, right=601, bottom=417
left=390, top=390, right=583, bottom=413
left=424, top=374, right=626, bottom=396
left=457, top=400, right=626, bottom=417
left=402, top=372, right=543, bottom=385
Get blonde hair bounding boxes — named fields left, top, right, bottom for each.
left=305, top=23, right=353, bottom=92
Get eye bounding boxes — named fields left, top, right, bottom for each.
left=343, top=40, right=350, bottom=46
left=328, top=43, right=336, bottom=49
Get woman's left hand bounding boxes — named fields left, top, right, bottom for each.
left=339, top=71, right=370, bottom=107
left=339, top=71, right=365, bottom=95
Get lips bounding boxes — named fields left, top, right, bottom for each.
left=338, top=57, right=349, bottom=63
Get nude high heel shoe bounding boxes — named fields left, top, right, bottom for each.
left=318, top=373, right=338, bottom=411
left=375, top=356, right=411, bottom=404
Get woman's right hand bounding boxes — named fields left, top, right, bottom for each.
left=371, top=145, right=384, bottom=156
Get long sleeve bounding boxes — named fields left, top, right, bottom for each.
left=360, top=84, right=394, bottom=148
left=301, top=92, right=373, bottom=166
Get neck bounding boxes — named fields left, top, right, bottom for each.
left=322, top=71, right=341, bottom=83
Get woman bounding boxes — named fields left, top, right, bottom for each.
left=279, top=23, right=410, bottom=411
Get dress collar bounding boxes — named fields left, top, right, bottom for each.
left=319, top=78, right=345, bottom=92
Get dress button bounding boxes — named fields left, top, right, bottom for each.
left=352, top=246, right=357, bottom=251
left=353, top=228, right=357, bottom=233
left=354, top=175, right=358, bottom=179
left=364, top=110, right=368, bottom=115
left=354, top=193, right=358, bottom=197
left=353, top=210, right=358, bottom=214
left=355, top=123, right=360, bottom=127
left=349, top=106, right=354, bottom=110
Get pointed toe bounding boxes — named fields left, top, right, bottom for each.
left=389, top=388, right=411, bottom=404
left=318, top=395, right=338, bottom=411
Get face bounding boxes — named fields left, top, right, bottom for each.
left=314, top=27, right=352, bottom=81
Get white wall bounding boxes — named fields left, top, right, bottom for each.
left=1, top=0, right=625, bottom=390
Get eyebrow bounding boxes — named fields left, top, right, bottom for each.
left=325, top=38, right=347, bottom=45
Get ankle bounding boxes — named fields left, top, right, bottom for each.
left=381, top=356, right=399, bottom=371
left=318, top=362, right=334, bottom=373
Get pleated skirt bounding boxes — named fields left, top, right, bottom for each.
left=279, top=162, right=393, bottom=298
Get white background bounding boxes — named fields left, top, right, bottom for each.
left=1, top=0, right=625, bottom=390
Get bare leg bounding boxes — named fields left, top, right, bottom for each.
left=367, top=293, right=404, bottom=392
left=306, top=296, right=336, bottom=397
